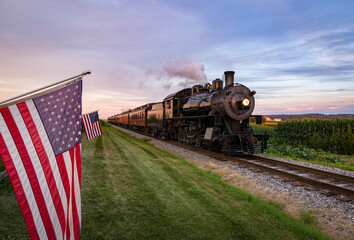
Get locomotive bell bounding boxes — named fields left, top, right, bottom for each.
left=224, top=71, right=235, bottom=87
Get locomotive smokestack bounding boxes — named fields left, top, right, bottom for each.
left=224, top=71, right=235, bottom=87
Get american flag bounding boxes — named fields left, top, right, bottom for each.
left=0, top=78, right=82, bottom=240
left=82, top=111, right=102, bottom=140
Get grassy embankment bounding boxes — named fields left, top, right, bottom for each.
left=0, top=122, right=331, bottom=239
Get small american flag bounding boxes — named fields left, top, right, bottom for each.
left=82, top=111, right=102, bottom=140
left=0, top=78, right=82, bottom=240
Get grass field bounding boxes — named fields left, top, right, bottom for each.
left=0, top=123, right=331, bottom=239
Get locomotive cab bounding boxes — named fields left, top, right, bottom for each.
left=163, top=88, right=192, bottom=118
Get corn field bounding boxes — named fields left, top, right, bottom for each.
left=273, top=118, right=354, bottom=155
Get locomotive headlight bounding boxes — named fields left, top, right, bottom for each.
left=242, top=98, right=250, bottom=107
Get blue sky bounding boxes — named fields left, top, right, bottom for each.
left=0, top=0, right=353, bottom=118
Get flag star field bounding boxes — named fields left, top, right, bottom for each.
left=33, top=81, right=82, bottom=155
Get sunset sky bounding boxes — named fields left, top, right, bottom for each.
left=0, top=0, right=353, bottom=119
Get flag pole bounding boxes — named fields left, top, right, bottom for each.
left=0, top=71, right=91, bottom=107
left=83, top=110, right=99, bottom=116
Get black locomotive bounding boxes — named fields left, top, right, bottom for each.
left=108, top=71, right=268, bottom=155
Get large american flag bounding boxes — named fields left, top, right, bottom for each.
left=0, top=78, right=82, bottom=240
left=82, top=111, right=102, bottom=140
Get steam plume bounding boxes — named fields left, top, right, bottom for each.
left=146, top=57, right=207, bottom=89
left=163, top=57, right=207, bottom=86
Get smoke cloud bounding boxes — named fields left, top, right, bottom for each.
left=146, top=57, right=207, bottom=89
left=163, top=57, right=207, bottom=85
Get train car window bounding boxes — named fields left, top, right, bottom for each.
left=166, top=102, right=171, bottom=109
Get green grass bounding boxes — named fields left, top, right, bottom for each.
left=250, top=123, right=354, bottom=171
left=299, top=209, right=319, bottom=228
left=265, top=142, right=354, bottom=171
left=0, top=124, right=332, bottom=239
left=0, top=159, right=5, bottom=172
left=0, top=177, right=29, bottom=239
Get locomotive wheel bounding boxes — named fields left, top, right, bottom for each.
left=182, top=127, right=188, bottom=144
left=169, top=129, right=177, bottom=140
left=195, top=133, right=202, bottom=147
left=177, top=127, right=183, bottom=142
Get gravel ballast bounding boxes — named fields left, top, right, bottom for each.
left=113, top=125, right=354, bottom=240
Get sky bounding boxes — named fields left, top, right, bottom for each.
left=0, top=0, right=353, bottom=119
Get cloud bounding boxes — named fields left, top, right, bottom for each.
left=273, top=65, right=354, bottom=77
left=1, top=0, right=354, bottom=118
left=308, top=27, right=354, bottom=50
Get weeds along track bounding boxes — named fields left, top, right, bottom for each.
left=109, top=124, right=354, bottom=202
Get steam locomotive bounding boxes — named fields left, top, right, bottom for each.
left=108, top=71, right=268, bottom=155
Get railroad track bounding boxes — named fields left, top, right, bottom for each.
left=194, top=150, right=354, bottom=202
left=231, top=155, right=354, bottom=202
left=111, top=124, right=354, bottom=202
left=182, top=146, right=354, bottom=202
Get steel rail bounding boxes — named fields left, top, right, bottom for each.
left=244, top=155, right=354, bottom=183
left=235, top=156, right=354, bottom=200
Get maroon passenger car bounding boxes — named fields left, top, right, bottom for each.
left=129, top=104, right=154, bottom=130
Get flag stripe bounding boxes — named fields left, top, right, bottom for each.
left=95, top=122, right=101, bottom=138
left=0, top=109, right=45, bottom=240
left=74, top=145, right=82, bottom=229
left=17, top=101, right=66, bottom=238
left=6, top=105, right=57, bottom=240
left=76, top=144, right=81, bottom=188
left=82, top=115, right=90, bottom=140
left=26, top=100, right=69, bottom=224
left=56, top=154, right=71, bottom=212
left=56, top=151, right=73, bottom=240
left=0, top=132, right=40, bottom=240
left=91, top=123, right=97, bottom=139
left=94, top=121, right=102, bottom=136
left=94, top=122, right=100, bottom=136
left=74, top=146, right=81, bottom=232
left=84, top=115, right=93, bottom=140
left=82, top=113, right=102, bottom=140
left=70, top=148, right=80, bottom=240
left=63, top=151, right=73, bottom=240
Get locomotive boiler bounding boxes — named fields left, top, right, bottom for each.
left=108, top=71, right=268, bottom=155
